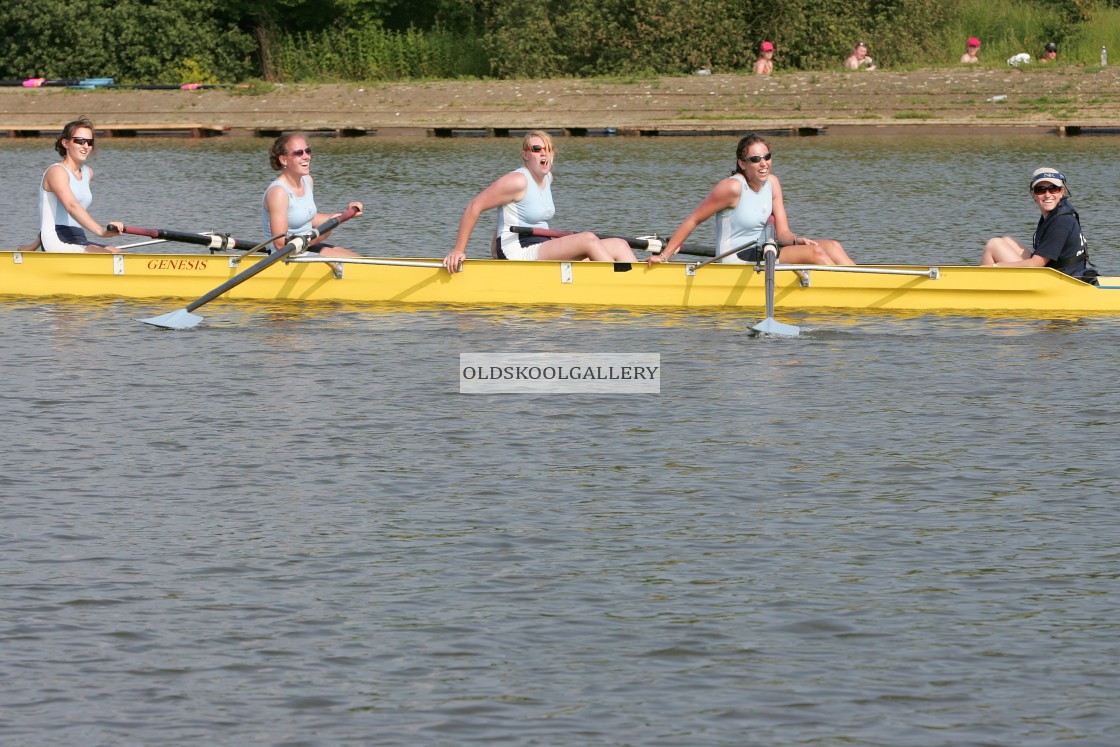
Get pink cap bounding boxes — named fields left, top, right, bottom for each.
left=761, top=41, right=774, bottom=51
left=968, top=37, right=980, bottom=48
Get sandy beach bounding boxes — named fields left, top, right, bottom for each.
left=3, top=67, right=1120, bottom=136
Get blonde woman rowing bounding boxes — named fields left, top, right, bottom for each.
left=443, top=131, right=637, bottom=273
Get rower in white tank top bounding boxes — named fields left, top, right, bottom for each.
left=494, top=167, right=555, bottom=260
left=715, top=174, right=772, bottom=264
left=442, top=130, right=638, bottom=272
left=263, top=174, right=322, bottom=252
left=39, top=163, right=94, bottom=252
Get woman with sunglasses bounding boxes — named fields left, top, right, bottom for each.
left=648, top=133, right=854, bottom=266
left=20, top=117, right=124, bottom=253
left=264, top=133, right=362, bottom=257
left=442, top=131, right=638, bottom=273
left=980, top=167, right=1096, bottom=282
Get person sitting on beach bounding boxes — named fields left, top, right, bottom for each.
left=19, top=117, right=124, bottom=253
left=442, top=131, right=638, bottom=273
left=845, top=41, right=876, bottom=70
left=980, top=167, right=1097, bottom=283
left=1040, top=42, right=1058, bottom=63
left=647, top=133, right=855, bottom=267
left=961, top=37, right=980, bottom=64
left=753, top=41, right=775, bottom=75
left=263, top=133, right=362, bottom=257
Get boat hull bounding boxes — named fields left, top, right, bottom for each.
left=3, top=251, right=1120, bottom=315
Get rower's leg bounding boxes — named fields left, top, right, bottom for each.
left=980, top=236, right=1030, bottom=265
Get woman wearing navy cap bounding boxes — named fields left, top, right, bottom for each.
left=980, top=167, right=1097, bottom=282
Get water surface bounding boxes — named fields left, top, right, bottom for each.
left=4, top=130, right=1120, bottom=263
left=2, top=134, right=1119, bottom=746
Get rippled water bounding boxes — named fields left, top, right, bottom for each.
left=3, top=134, right=1120, bottom=746
left=4, top=130, right=1120, bottom=263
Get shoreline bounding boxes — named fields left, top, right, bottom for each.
left=3, top=68, right=1120, bottom=137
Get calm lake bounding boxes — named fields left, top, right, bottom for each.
left=2, top=132, right=1119, bottom=746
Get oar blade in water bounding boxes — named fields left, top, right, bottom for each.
left=140, top=308, right=205, bottom=330
left=751, top=317, right=801, bottom=337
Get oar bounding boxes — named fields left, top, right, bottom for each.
left=287, top=256, right=446, bottom=269
left=14, top=78, right=79, bottom=87
left=139, top=207, right=359, bottom=330
left=116, top=238, right=169, bottom=250
left=122, top=225, right=263, bottom=253
left=231, top=233, right=286, bottom=265
left=510, top=225, right=722, bottom=257
left=684, top=240, right=758, bottom=272
left=511, top=225, right=663, bottom=251
left=751, top=226, right=800, bottom=337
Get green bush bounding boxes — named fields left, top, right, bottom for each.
left=263, top=23, right=487, bottom=81
left=0, top=0, right=254, bottom=82
left=2, top=0, right=1117, bottom=82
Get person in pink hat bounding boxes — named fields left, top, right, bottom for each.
left=753, top=41, right=775, bottom=74
left=961, top=37, right=980, bottom=64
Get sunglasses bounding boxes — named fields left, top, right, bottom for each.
left=528, top=144, right=549, bottom=153
left=288, top=147, right=312, bottom=157
left=743, top=153, right=772, bottom=163
left=71, top=137, right=95, bottom=147
left=1032, top=183, right=1063, bottom=195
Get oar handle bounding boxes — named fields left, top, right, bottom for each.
left=122, top=225, right=259, bottom=252
left=511, top=225, right=663, bottom=251
left=511, top=225, right=729, bottom=257
left=312, top=206, right=360, bottom=237
left=512, top=226, right=573, bottom=239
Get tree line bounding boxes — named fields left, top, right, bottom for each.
left=0, top=0, right=1107, bottom=83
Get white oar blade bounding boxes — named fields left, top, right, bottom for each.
left=139, top=308, right=204, bottom=330
left=751, top=317, right=801, bottom=337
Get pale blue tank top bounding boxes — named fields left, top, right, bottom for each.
left=715, top=174, right=772, bottom=264
left=263, top=175, right=316, bottom=246
left=39, top=163, right=91, bottom=230
left=495, top=167, right=555, bottom=256
left=38, top=163, right=93, bottom=252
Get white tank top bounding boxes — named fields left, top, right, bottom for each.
left=263, top=175, right=316, bottom=246
left=38, top=163, right=93, bottom=252
left=715, top=174, right=772, bottom=264
left=495, top=167, right=554, bottom=257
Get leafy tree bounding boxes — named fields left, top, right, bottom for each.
left=550, top=0, right=635, bottom=76
left=0, top=0, right=254, bottom=81
left=624, top=0, right=753, bottom=73
left=0, top=0, right=1109, bottom=81
left=480, top=0, right=567, bottom=77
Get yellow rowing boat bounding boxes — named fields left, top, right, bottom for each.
left=3, top=250, right=1119, bottom=315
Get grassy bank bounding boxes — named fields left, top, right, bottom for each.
left=257, top=0, right=1120, bottom=82
left=4, top=67, right=1120, bottom=133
